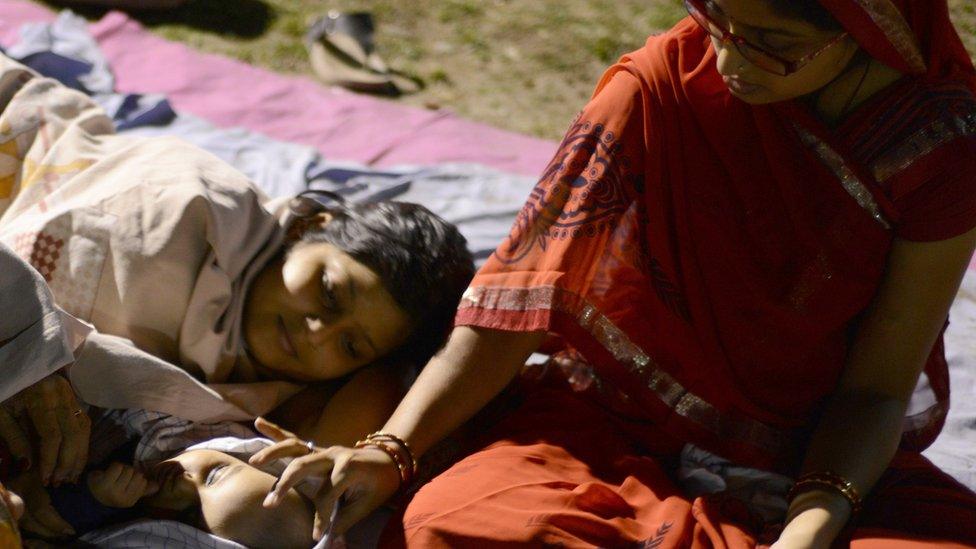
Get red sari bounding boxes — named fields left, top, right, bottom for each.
left=397, top=1, right=976, bottom=547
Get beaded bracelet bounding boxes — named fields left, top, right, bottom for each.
left=361, top=432, right=418, bottom=478
left=354, top=441, right=411, bottom=487
left=787, top=471, right=863, bottom=516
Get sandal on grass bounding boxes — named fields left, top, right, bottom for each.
left=306, top=11, right=421, bottom=96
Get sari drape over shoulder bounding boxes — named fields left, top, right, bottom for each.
left=456, top=0, right=976, bottom=473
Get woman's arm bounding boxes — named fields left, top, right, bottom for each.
left=776, top=227, right=976, bottom=548
left=288, top=364, right=404, bottom=448
left=253, top=326, right=545, bottom=535
left=380, top=326, right=546, bottom=457
left=272, top=322, right=541, bottom=450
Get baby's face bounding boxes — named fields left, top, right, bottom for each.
left=144, top=449, right=312, bottom=547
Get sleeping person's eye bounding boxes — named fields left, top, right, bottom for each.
left=205, top=464, right=227, bottom=486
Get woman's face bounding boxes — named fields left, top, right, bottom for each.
left=243, top=240, right=412, bottom=382
left=702, top=0, right=858, bottom=104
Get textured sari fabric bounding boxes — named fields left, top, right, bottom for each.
left=456, top=0, right=976, bottom=473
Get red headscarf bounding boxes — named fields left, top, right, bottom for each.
left=457, top=0, right=976, bottom=472
left=821, top=0, right=976, bottom=89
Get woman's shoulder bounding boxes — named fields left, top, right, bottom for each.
left=847, top=78, right=976, bottom=242
left=847, top=78, right=976, bottom=186
left=614, top=17, right=708, bottom=88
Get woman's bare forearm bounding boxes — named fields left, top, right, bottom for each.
left=381, top=326, right=545, bottom=457
left=782, top=232, right=976, bottom=546
left=781, top=391, right=907, bottom=545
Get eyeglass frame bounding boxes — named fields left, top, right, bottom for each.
left=683, top=0, right=849, bottom=76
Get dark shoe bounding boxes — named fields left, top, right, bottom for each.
left=306, top=11, right=421, bottom=96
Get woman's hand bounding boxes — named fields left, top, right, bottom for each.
left=769, top=531, right=819, bottom=549
left=0, top=373, right=90, bottom=486
left=6, top=469, right=74, bottom=539
left=770, top=491, right=850, bottom=549
left=249, top=417, right=401, bottom=539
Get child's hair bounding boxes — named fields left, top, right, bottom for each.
left=766, top=0, right=843, bottom=31
left=294, top=191, right=476, bottom=366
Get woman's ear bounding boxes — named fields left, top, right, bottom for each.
left=286, top=212, right=333, bottom=243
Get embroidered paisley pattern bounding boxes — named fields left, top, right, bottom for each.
left=495, top=116, right=643, bottom=264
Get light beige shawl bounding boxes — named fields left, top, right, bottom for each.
left=0, top=54, right=302, bottom=421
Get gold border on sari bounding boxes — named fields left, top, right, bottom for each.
left=871, top=111, right=976, bottom=182
left=460, top=285, right=792, bottom=455
left=793, top=125, right=893, bottom=230
left=854, top=0, right=927, bottom=74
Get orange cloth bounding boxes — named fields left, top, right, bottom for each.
left=392, top=386, right=976, bottom=548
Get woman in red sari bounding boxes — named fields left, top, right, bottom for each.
left=256, top=0, right=976, bottom=547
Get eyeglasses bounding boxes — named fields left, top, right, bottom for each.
left=684, top=0, right=848, bottom=76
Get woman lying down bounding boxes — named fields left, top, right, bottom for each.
left=0, top=51, right=473, bottom=544
left=0, top=241, right=326, bottom=548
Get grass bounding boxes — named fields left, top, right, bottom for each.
left=34, top=0, right=976, bottom=141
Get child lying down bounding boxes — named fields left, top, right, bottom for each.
left=7, top=410, right=320, bottom=549
left=52, top=446, right=313, bottom=548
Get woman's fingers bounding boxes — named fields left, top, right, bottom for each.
left=0, top=408, right=31, bottom=470
left=249, top=438, right=313, bottom=466
left=19, top=497, right=73, bottom=539
left=54, top=408, right=88, bottom=485
left=30, top=502, right=73, bottom=538
left=24, top=398, right=61, bottom=486
left=328, top=457, right=377, bottom=535
left=263, top=451, right=336, bottom=508
left=55, top=381, right=88, bottom=485
left=253, top=417, right=298, bottom=441
left=18, top=511, right=57, bottom=539
left=311, top=509, right=326, bottom=542
left=333, top=449, right=404, bottom=535
left=311, top=455, right=352, bottom=540
left=333, top=489, right=376, bottom=536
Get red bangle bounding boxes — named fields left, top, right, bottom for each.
left=354, top=441, right=412, bottom=487
left=787, top=471, right=863, bottom=516
left=361, top=432, right=417, bottom=478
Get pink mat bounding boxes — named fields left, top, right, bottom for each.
left=0, top=0, right=555, bottom=176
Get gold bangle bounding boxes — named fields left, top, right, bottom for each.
left=787, top=471, right=863, bottom=515
left=355, top=441, right=409, bottom=487
left=363, top=432, right=418, bottom=477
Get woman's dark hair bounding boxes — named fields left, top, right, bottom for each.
left=295, top=192, right=475, bottom=366
left=766, top=0, right=843, bottom=31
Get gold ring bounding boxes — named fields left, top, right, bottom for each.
left=72, top=409, right=83, bottom=418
